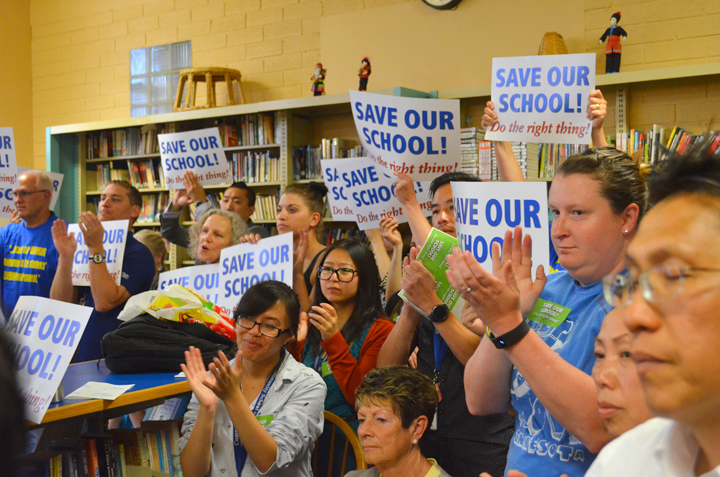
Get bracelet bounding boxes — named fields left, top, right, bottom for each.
left=486, top=320, right=531, bottom=349
left=401, top=296, right=430, bottom=320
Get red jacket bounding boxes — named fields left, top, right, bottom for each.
left=292, top=317, right=394, bottom=406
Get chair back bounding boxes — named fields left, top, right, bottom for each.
left=312, top=411, right=367, bottom=476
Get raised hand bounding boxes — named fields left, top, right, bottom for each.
left=481, top=100, right=499, bottom=132
left=586, top=89, right=607, bottom=131
left=182, top=171, right=208, bottom=203
left=401, top=247, right=441, bottom=313
left=308, top=303, right=341, bottom=341
left=79, top=211, right=104, bottom=251
left=499, top=227, right=546, bottom=317
left=446, top=247, right=522, bottom=335
left=293, top=229, right=309, bottom=275
left=460, top=301, right=486, bottom=336
left=206, top=350, right=243, bottom=402
left=296, top=311, right=309, bottom=342
left=379, top=217, right=402, bottom=249
left=240, top=233, right=261, bottom=244
left=172, top=188, right=193, bottom=210
left=51, top=219, right=77, bottom=259
left=180, top=346, right=220, bottom=409
left=393, top=172, right=417, bottom=207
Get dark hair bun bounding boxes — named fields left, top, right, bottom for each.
left=308, top=181, right=328, bottom=197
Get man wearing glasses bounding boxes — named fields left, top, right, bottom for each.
left=0, top=170, right=58, bottom=320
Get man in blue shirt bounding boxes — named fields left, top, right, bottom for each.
left=51, top=181, right=155, bottom=362
left=0, top=170, right=58, bottom=319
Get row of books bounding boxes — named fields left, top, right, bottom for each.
left=91, top=159, right=166, bottom=192
left=292, top=140, right=365, bottom=181
left=87, top=125, right=164, bottom=159
left=319, top=138, right=365, bottom=159
left=229, top=151, right=280, bottom=183
left=250, top=194, right=280, bottom=221
left=612, top=125, right=720, bottom=165
left=137, top=193, right=170, bottom=224
left=537, top=143, right=587, bottom=178
left=216, top=113, right=276, bottom=147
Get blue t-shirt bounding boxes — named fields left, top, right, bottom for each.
left=506, top=271, right=613, bottom=477
left=0, top=214, right=59, bottom=319
left=74, top=231, right=155, bottom=362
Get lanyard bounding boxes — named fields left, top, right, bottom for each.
left=233, top=350, right=285, bottom=475
left=432, top=328, right=449, bottom=385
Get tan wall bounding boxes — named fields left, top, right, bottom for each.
left=28, top=0, right=720, bottom=167
left=0, top=0, right=33, bottom=168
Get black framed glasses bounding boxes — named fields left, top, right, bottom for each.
left=235, top=315, right=290, bottom=338
left=12, top=190, right=48, bottom=199
left=316, top=266, right=359, bottom=282
left=603, top=264, right=720, bottom=307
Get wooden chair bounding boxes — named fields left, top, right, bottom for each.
left=313, top=411, right=367, bottom=476
left=173, top=67, right=245, bottom=112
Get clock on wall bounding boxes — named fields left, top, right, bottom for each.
left=422, top=0, right=462, bottom=10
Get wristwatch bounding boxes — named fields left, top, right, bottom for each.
left=91, top=252, right=106, bottom=264
left=486, top=321, right=531, bottom=349
left=429, top=304, right=450, bottom=323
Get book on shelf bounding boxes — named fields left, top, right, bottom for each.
left=137, top=193, right=169, bottom=224
left=293, top=140, right=365, bottom=181
left=229, top=151, right=280, bottom=183
left=250, top=194, right=279, bottom=222
left=536, top=143, right=586, bottom=178
left=86, top=125, right=166, bottom=159
left=611, top=125, right=720, bottom=165
left=217, top=113, right=276, bottom=147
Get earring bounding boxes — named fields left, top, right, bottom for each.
left=623, top=229, right=629, bottom=234
left=412, top=439, right=418, bottom=444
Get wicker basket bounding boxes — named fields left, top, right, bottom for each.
left=538, top=32, right=568, bottom=56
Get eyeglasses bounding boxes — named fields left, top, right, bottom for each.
left=235, top=315, right=289, bottom=338
left=603, top=264, right=720, bottom=307
left=12, top=190, right=48, bottom=199
left=316, top=266, right=358, bottom=282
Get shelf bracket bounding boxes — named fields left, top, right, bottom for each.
left=616, top=86, right=627, bottom=137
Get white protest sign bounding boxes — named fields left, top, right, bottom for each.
left=331, top=157, right=432, bottom=230
left=5, top=297, right=93, bottom=423
left=217, top=233, right=293, bottom=314
left=158, top=263, right=221, bottom=304
left=17, top=167, right=64, bottom=211
left=0, top=128, right=19, bottom=218
left=349, top=91, right=461, bottom=181
left=67, top=219, right=129, bottom=286
left=321, top=157, right=366, bottom=221
left=159, top=128, right=231, bottom=190
left=485, top=53, right=595, bottom=144
left=451, top=182, right=549, bottom=274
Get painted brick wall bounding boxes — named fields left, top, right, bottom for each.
left=28, top=0, right=720, bottom=167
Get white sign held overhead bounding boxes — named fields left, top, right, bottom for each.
left=159, top=128, right=231, bottom=190
left=485, top=53, right=595, bottom=144
left=349, top=91, right=461, bottom=182
left=5, top=296, right=93, bottom=423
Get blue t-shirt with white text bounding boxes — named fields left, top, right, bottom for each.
left=506, top=271, right=612, bottom=477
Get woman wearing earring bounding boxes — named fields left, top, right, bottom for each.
left=345, top=366, right=451, bottom=477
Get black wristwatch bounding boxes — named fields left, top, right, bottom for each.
left=91, top=252, right=106, bottom=264
left=486, top=321, right=531, bottom=349
left=429, top=304, right=450, bottom=323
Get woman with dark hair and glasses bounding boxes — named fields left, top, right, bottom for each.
left=179, top=280, right=326, bottom=477
left=292, top=239, right=394, bottom=427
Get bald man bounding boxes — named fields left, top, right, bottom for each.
left=0, top=170, right=59, bottom=319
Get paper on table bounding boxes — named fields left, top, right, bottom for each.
left=64, top=382, right=135, bottom=401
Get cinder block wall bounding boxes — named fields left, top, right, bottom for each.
left=27, top=0, right=720, bottom=168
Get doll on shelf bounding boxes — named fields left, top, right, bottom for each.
left=598, top=12, right=627, bottom=74
left=311, top=62, right=326, bottom=96
left=358, top=57, right=371, bottom=91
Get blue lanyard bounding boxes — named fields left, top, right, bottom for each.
left=433, top=328, right=449, bottom=384
left=233, top=350, right=285, bottom=475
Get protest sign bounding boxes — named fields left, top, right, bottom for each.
left=452, top=182, right=549, bottom=274
left=5, top=296, right=92, bottom=423
left=0, top=128, right=19, bottom=218
left=158, top=128, right=231, bottom=189
left=484, top=53, right=595, bottom=144
left=67, top=219, right=129, bottom=286
left=321, top=157, right=365, bottom=221
left=17, top=167, right=64, bottom=211
left=349, top=91, right=461, bottom=182
left=217, top=233, right=293, bottom=314
left=398, top=228, right=463, bottom=316
left=324, top=157, right=431, bottom=230
left=158, top=264, right=221, bottom=304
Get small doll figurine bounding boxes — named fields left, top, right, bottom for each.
left=358, top=57, right=371, bottom=91
left=598, top=12, right=627, bottom=74
left=311, top=62, right=326, bottom=96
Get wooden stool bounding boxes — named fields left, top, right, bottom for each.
left=174, top=67, right=245, bottom=111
